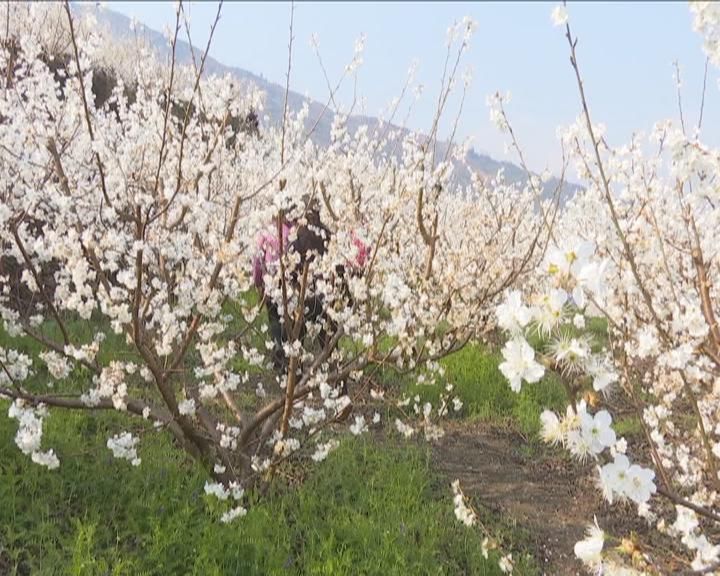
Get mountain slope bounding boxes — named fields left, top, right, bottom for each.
left=77, top=4, right=580, bottom=199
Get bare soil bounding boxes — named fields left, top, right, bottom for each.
left=432, top=421, right=597, bottom=576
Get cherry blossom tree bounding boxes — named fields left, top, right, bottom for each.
left=0, top=2, right=549, bottom=522
left=493, top=2, right=720, bottom=572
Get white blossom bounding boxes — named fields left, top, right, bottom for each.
left=574, top=517, right=604, bottom=567
left=499, top=337, right=545, bottom=392
left=107, top=432, right=141, bottom=466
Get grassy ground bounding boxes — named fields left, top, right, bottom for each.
left=0, top=410, right=536, bottom=575
left=0, top=316, right=570, bottom=575
left=400, top=343, right=568, bottom=438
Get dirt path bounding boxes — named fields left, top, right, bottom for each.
left=432, top=422, right=595, bottom=576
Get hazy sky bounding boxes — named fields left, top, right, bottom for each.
left=106, top=1, right=718, bottom=175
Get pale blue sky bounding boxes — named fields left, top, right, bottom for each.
left=106, top=1, right=718, bottom=175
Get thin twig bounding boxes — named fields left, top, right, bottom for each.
left=279, top=1, right=295, bottom=166
left=63, top=0, right=112, bottom=208
left=697, top=56, right=709, bottom=133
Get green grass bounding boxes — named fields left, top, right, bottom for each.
left=0, top=406, right=538, bottom=575
left=0, top=303, right=562, bottom=575
left=613, top=415, right=643, bottom=438
left=405, top=344, right=568, bottom=437
left=585, top=317, right=609, bottom=349
left=401, top=318, right=609, bottom=438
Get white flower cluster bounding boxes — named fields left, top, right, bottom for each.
left=394, top=418, right=416, bottom=439
left=273, top=436, right=300, bottom=457
left=486, top=91, right=511, bottom=134
left=450, top=479, right=476, bottom=527
left=106, top=431, right=141, bottom=466
left=498, top=234, right=662, bottom=568
left=670, top=506, right=720, bottom=572
left=39, top=350, right=72, bottom=382
left=597, top=454, right=657, bottom=506
left=540, top=402, right=657, bottom=509
left=495, top=238, right=618, bottom=393
left=0, top=349, right=33, bottom=385
left=8, top=400, right=59, bottom=469
left=217, top=424, right=240, bottom=451
left=691, top=1, right=720, bottom=67
left=81, top=363, right=128, bottom=410
left=311, top=439, right=339, bottom=462
left=500, top=7, right=720, bottom=568
left=349, top=414, right=368, bottom=436
left=178, top=398, right=196, bottom=416
left=0, top=0, right=585, bottom=541
left=204, top=480, right=247, bottom=524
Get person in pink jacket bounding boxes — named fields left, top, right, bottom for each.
left=252, top=221, right=293, bottom=294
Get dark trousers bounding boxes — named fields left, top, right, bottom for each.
left=266, top=295, right=334, bottom=372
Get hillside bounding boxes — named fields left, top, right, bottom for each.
left=76, top=3, right=580, bottom=200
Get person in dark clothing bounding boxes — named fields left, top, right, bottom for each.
left=252, top=197, right=370, bottom=384
left=253, top=201, right=333, bottom=372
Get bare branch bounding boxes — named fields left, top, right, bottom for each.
left=280, top=1, right=295, bottom=166
left=62, top=0, right=112, bottom=209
